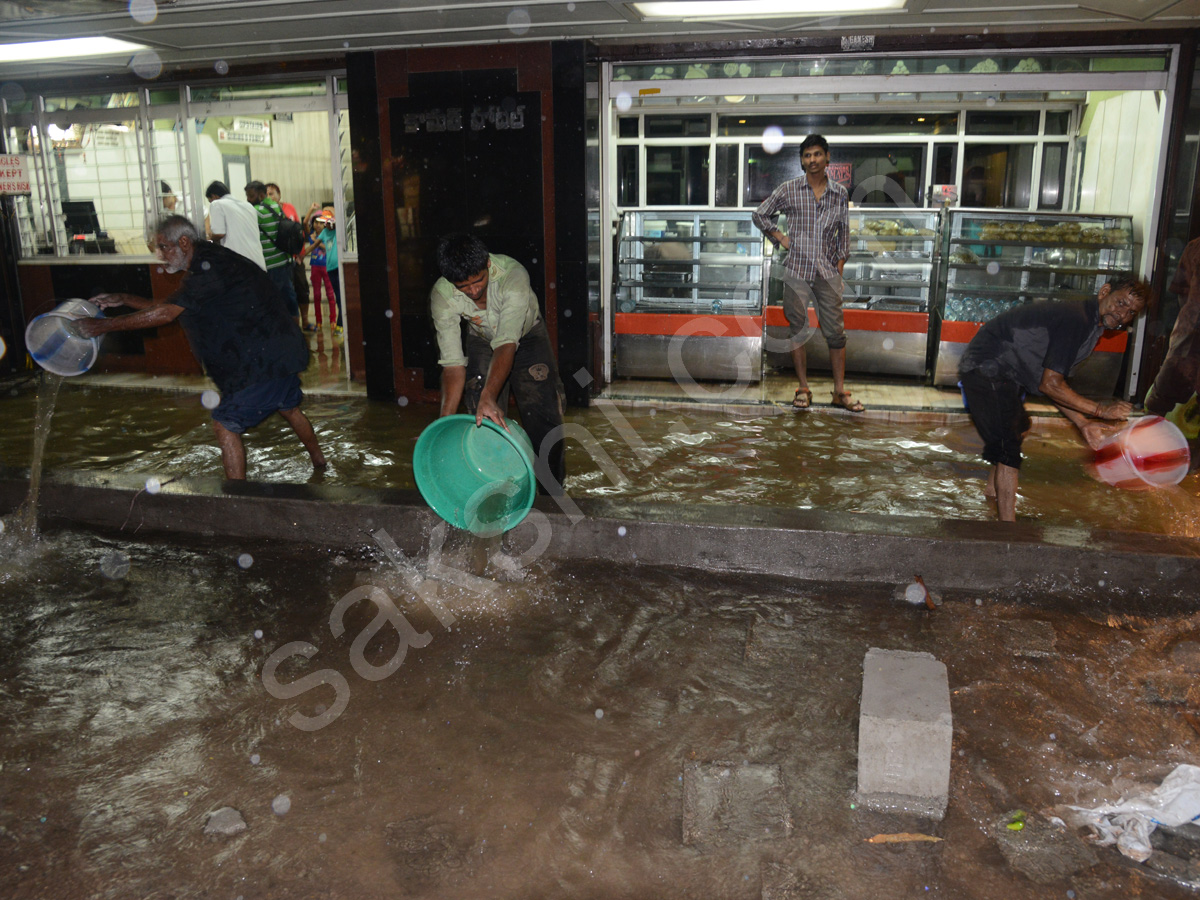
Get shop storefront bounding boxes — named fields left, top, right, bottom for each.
left=596, top=47, right=1181, bottom=398
left=0, top=75, right=361, bottom=382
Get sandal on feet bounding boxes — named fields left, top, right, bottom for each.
left=830, top=391, right=865, bottom=412
left=792, top=388, right=813, bottom=409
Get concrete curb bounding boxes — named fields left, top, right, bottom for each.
left=3, top=466, right=1199, bottom=611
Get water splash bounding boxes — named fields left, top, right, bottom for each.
left=10, top=372, right=64, bottom=542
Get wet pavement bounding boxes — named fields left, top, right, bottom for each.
left=2, top=373, right=1200, bottom=897
left=2, top=375, right=1200, bottom=536
left=1, top=526, right=1199, bottom=898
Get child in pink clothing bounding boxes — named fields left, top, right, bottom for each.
left=301, top=214, right=337, bottom=329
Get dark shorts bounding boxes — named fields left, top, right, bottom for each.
left=464, top=319, right=566, bottom=495
left=959, top=367, right=1027, bottom=469
left=212, top=374, right=303, bottom=434
left=780, top=271, right=846, bottom=350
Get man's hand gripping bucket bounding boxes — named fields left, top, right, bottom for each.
left=413, top=414, right=538, bottom=536
left=24, top=298, right=104, bottom=376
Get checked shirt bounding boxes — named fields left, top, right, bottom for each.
left=752, top=176, right=849, bottom=283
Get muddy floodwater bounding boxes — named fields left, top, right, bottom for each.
left=1, top=525, right=1199, bottom=898
left=2, top=378, right=1200, bottom=535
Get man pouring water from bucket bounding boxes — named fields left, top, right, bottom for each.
left=77, top=215, right=327, bottom=481
left=430, top=232, right=566, bottom=495
left=958, top=275, right=1149, bottom=522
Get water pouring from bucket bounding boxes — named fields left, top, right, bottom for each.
left=1091, top=415, right=1192, bottom=490
left=24, top=298, right=104, bottom=376
left=413, top=414, right=537, bottom=536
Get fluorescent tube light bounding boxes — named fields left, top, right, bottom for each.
left=0, top=37, right=148, bottom=63
left=634, top=0, right=906, bottom=18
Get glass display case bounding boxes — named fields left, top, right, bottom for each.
left=765, top=207, right=941, bottom=379
left=613, top=210, right=766, bottom=381
left=933, top=210, right=1137, bottom=389
left=844, top=207, right=941, bottom=313
left=615, top=210, right=765, bottom=314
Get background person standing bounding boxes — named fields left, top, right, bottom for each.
left=245, top=180, right=301, bottom=328
left=752, top=134, right=863, bottom=412
left=204, top=180, right=266, bottom=270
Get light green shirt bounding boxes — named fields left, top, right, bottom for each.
left=431, top=253, right=541, bottom=368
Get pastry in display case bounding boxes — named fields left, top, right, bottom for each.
left=934, top=209, right=1137, bottom=391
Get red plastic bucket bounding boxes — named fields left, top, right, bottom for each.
left=1092, top=416, right=1191, bottom=490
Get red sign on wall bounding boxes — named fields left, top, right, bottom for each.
left=0, top=154, right=31, bottom=195
left=826, top=162, right=852, bottom=188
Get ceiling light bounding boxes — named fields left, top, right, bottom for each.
left=0, top=37, right=148, bottom=63
left=633, top=0, right=906, bottom=19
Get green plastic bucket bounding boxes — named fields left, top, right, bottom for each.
left=413, top=414, right=537, bottom=535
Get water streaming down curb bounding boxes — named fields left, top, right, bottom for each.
left=7, top=371, right=63, bottom=541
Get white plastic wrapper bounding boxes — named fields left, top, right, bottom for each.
left=1069, top=763, right=1200, bottom=862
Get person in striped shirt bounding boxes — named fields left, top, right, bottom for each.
left=753, top=134, right=863, bottom=412
left=245, top=180, right=300, bottom=328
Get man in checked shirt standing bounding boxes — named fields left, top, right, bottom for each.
left=752, top=134, right=864, bottom=412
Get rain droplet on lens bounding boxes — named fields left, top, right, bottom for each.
left=837, top=115, right=847, bottom=125
left=506, top=8, right=531, bottom=35
left=594, top=708, right=604, bottom=719
left=882, top=337, right=895, bottom=351
left=250, top=753, right=260, bottom=765
left=761, top=125, right=784, bottom=155
left=0, top=82, right=26, bottom=104
left=986, top=261, right=1000, bottom=276
left=254, top=629, right=263, bottom=639
left=617, top=526, right=627, bottom=536
left=615, top=92, right=632, bottom=112
left=214, top=59, right=229, bottom=76
left=238, top=553, right=254, bottom=569
left=201, top=390, right=220, bottom=410
left=145, top=477, right=161, bottom=494
left=129, top=0, right=158, bottom=24
left=271, top=794, right=291, bottom=815
left=563, top=309, right=572, bottom=318
left=397, top=396, right=409, bottom=407
left=201, top=261, right=211, bottom=270
left=385, top=309, right=393, bottom=318
left=318, top=832, right=327, bottom=842
left=131, top=50, right=163, bottom=80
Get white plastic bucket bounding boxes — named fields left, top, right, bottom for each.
left=25, top=298, right=103, bottom=376
left=1092, top=415, right=1191, bottom=490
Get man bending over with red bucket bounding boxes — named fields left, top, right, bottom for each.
left=958, top=275, right=1148, bottom=522
left=79, top=215, right=326, bottom=481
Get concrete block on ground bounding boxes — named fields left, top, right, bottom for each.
left=857, top=647, right=952, bottom=820
left=682, top=761, right=793, bottom=846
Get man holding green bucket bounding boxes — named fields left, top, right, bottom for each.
left=430, top=232, right=566, bottom=494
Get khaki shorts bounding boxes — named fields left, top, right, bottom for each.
left=780, top=272, right=846, bottom=351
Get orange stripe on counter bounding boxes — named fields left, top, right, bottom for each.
left=763, top=305, right=928, bottom=333
left=939, top=318, right=1129, bottom=352
left=614, top=313, right=764, bottom=336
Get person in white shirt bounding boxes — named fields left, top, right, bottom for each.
left=204, top=181, right=267, bottom=270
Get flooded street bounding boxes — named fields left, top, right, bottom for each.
left=2, top=377, right=1200, bottom=535
left=1, top=525, right=1198, bottom=898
